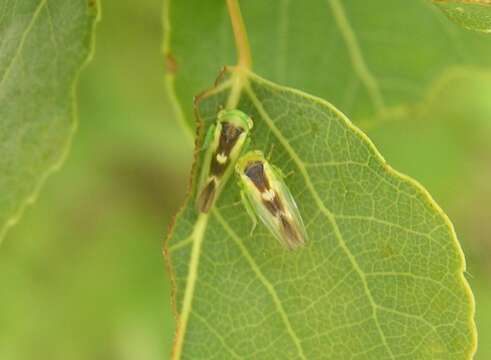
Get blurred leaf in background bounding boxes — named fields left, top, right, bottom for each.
left=0, top=0, right=96, bottom=241
left=0, top=0, right=189, bottom=359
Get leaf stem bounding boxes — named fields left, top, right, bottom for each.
left=227, top=0, right=252, bottom=70
left=171, top=6, right=252, bottom=355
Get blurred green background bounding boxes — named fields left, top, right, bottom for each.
left=1, top=0, right=491, bottom=359
left=0, top=0, right=190, bottom=359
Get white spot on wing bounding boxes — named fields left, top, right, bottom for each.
left=262, top=189, right=275, bottom=202
left=216, top=153, right=227, bottom=164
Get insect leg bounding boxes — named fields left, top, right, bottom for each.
left=266, top=143, right=275, bottom=160
left=242, top=136, right=251, bottom=152
left=271, top=164, right=288, bottom=179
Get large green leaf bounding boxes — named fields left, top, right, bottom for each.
left=0, top=0, right=98, bottom=241
left=166, top=68, right=475, bottom=359
left=434, top=0, right=491, bottom=33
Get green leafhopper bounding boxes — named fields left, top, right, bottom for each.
left=196, top=109, right=253, bottom=213
left=236, top=151, right=308, bottom=250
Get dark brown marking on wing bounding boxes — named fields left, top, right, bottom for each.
left=197, top=123, right=244, bottom=213
left=263, top=194, right=285, bottom=217
left=244, top=161, right=284, bottom=216
left=280, top=214, right=303, bottom=249
left=209, top=122, right=244, bottom=178
left=197, top=178, right=216, bottom=213
left=244, top=161, right=270, bottom=192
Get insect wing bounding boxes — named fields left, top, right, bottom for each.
left=266, top=164, right=307, bottom=249
left=241, top=161, right=307, bottom=250
left=270, top=169, right=308, bottom=247
left=204, top=130, right=248, bottom=209
left=242, top=174, right=286, bottom=245
left=196, top=110, right=253, bottom=213
left=196, top=122, right=222, bottom=212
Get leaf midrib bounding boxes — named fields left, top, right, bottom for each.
left=328, top=0, right=386, bottom=115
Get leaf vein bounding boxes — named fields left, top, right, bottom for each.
left=0, top=0, right=48, bottom=87
left=376, top=304, right=438, bottom=331
left=334, top=214, right=435, bottom=240
left=192, top=312, right=243, bottom=360
left=327, top=0, right=386, bottom=114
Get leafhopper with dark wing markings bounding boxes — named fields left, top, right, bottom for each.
left=236, top=151, right=308, bottom=250
left=196, top=109, right=253, bottom=213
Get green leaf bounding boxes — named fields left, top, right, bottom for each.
left=166, top=68, right=476, bottom=359
left=0, top=0, right=98, bottom=241
left=433, top=0, right=491, bottom=33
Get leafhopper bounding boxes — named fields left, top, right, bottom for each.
left=196, top=109, right=253, bottom=213
left=236, top=151, right=308, bottom=250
